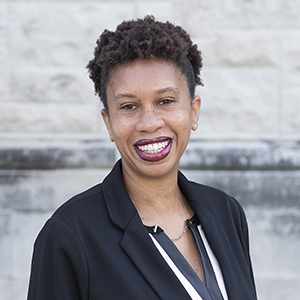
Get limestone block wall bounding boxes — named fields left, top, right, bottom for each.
left=0, top=1, right=299, bottom=299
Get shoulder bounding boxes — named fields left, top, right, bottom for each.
left=179, top=171, right=239, bottom=208
left=53, top=183, right=104, bottom=220
left=36, top=182, right=110, bottom=242
left=56, top=182, right=103, bottom=211
left=191, top=180, right=243, bottom=212
left=33, top=180, right=114, bottom=254
left=180, top=175, right=251, bottom=254
left=189, top=180, right=239, bottom=208
left=179, top=171, right=246, bottom=225
left=36, top=161, right=126, bottom=244
left=51, top=161, right=124, bottom=224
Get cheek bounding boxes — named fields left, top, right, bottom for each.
left=167, top=114, right=192, bottom=139
left=110, top=116, right=133, bottom=139
left=173, top=108, right=193, bottom=128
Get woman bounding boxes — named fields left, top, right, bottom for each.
left=28, top=16, right=257, bottom=300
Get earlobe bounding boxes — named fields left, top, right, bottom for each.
left=101, top=108, right=114, bottom=142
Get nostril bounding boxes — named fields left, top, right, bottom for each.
left=136, top=111, right=164, bottom=133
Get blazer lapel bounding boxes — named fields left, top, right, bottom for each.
left=102, top=160, right=191, bottom=299
left=178, top=171, right=254, bottom=300
left=193, top=206, right=246, bottom=300
left=120, top=213, right=192, bottom=300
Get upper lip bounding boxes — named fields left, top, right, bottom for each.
left=134, top=136, right=171, bottom=147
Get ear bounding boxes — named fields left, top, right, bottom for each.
left=191, top=96, right=201, bottom=131
left=101, top=109, right=114, bottom=142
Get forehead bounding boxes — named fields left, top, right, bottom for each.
left=107, top=59, right=189, bottom=95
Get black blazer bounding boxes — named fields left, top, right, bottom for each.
left=27, top=160, right=257, bottom=300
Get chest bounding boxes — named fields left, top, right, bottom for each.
left=174, top=229, right=206, bottom=283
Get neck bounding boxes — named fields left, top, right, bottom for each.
left=122, top=164, right=193, bottom=226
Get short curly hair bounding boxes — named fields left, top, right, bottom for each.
left=86, top=16, right=203, bottom=111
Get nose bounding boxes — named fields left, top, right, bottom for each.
left=135, top=106, right=164, bottom=133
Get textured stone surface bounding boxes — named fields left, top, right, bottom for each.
left=0, top=168, right=110, bottom=211
left=1, top=1, right=300, bottom=300
left=12, top=212, right=53, bottom=278
left=281, top=88, right=300, bottom=133
left=0, top=279, right=11, bottom=300
left=1, top=138, right=300, bottom=171
left=247, top=209, right=300, bottom=275
left=0, top=102, right=98, bottom=132
left=198, top=68, right=279, bottom=134
left=0, top=139, right=115, bottom=169
left=136, top=1, right=172, bottom=21
left=1, top=278, right=29, bottom=300
left=182, top=140, right=300, bottom=170
left=0, top=214, right=11, bottom=277
left=10, top=2, right=135, bottom=68
left=216, top=30, right=278, bottom=67
left=172, top=0, right=221, bottom=38
left=0, top=1, right=298, bottom=137
left=220, top=0, right=300, bottom=28
left=281, top=31, right=300, bottom=70
left=0, top=3, right=9, bottom=103
left=10, top=67, right=96, bottom=103
left=256, top=278, right=300, bottom=300
left=247, top=208, right=300, bottom=299
left=182, top=169, right=300, bottom=208
left=280, top=30, right=300, bottom=133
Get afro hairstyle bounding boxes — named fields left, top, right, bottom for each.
left=86, top=16, right=203, bottom=111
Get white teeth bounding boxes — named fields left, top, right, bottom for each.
left=137, top=140, right=170, bottom=154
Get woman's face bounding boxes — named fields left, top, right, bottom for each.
left=102, top=58, right=201, bottom=180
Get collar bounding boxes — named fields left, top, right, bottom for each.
left=101, top=159, right=137, bottom=230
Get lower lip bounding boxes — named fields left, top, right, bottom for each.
left=134, top=140, right=172, bottom=162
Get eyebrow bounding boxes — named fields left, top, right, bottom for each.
left=114, top=94, right=136, bottom=101
left=156, top=87, right=180, bottom=95
left=114, top=87, right=179, bottom=102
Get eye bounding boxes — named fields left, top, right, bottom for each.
left=121, top=104, right=138, bottom=110
left=158, top=99, right=174, bottom=105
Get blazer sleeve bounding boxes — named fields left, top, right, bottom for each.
left=236, top=200, right=256, bottom=288
left=27, top=217, right=88, bottom=300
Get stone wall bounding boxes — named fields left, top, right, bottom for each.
left=0, top=1, right=299, bottom=299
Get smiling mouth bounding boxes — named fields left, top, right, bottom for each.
left=134, top=137, right=172, bottom=162
left=136, top=140, right=171, bottom=154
